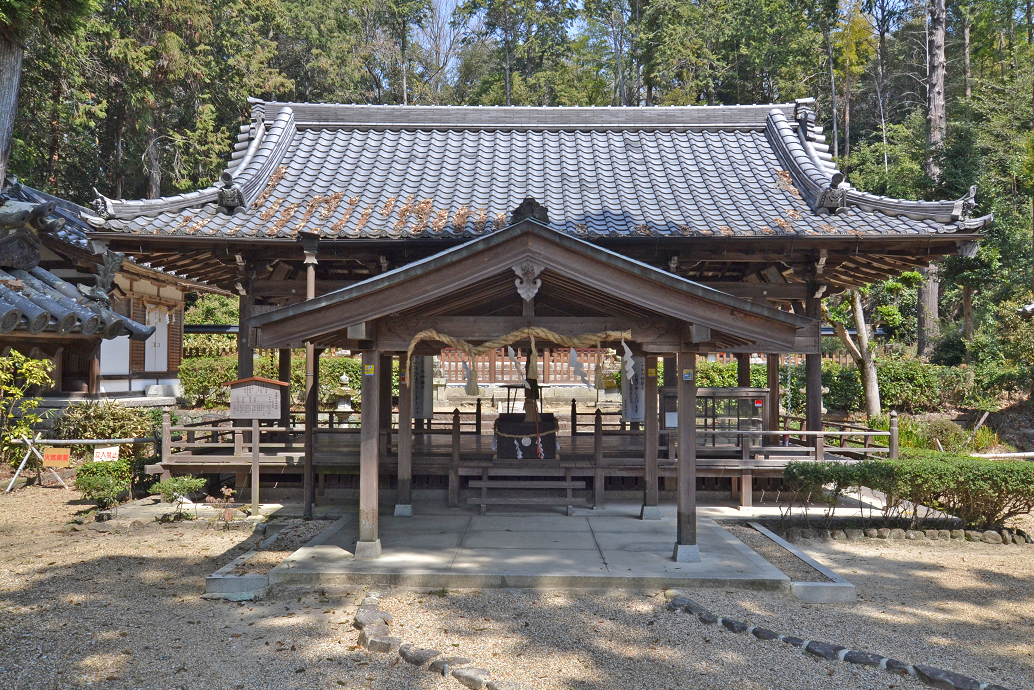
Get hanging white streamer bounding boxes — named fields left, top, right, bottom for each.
left=569, top=347, right=591, bottom=389
left=461, top=356, right=480, bottom=396
left=506, top=345, right=527, bottom=386
left=621, top=339, right=635, bottom=381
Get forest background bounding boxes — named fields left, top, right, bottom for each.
left=6, top=0, right=1034, bottom=410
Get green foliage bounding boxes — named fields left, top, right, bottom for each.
left=150, top=475, right=208, bottom=516
left=183, top=294, right=239, bottom=354
left=51, top=401, right=155, bottom=463
left=150, top=475, right=207, bottom=504
left=0, top=353, right=54, bottom=466
left=782, top=454, right=1034, bottom=530
left=73, top=471, right=125, bottom=510
left=179, top=356, right=238, bottom=408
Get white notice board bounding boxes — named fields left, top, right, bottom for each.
left=229, top=382, right=282, bottom=420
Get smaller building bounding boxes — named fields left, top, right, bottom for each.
left=1, top=180, right=224, bottom=400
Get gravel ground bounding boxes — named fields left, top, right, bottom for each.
left=720, top=523, right=831, bottom=582
left=1, top=487, right=1030, bottom=690
left=233, top=520, right=331, bottom=575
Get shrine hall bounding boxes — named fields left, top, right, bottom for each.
left=93, top=98, right=989, bottom=564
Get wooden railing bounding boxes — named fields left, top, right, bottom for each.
left=438, top=347, right=617, bottom=384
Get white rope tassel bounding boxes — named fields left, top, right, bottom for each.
left=527, top=335, right=538, bottom=381
left=569, top=347, right=591, bottom=389
left=506, top=346, right=527, bottom=386
left=462, top=356, right=480, bottom=396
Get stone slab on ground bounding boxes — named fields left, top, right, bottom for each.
left=269, top=502, right=790, bottom=591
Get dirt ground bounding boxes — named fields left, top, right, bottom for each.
left=1, top=486, right=1032, bottom=690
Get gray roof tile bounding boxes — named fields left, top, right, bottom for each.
left=83, top=102, right=992, bottom=239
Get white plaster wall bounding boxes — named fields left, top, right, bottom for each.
left=99, top=380, right=130, bottom=394
left=100, top=336, right=130, bottom=375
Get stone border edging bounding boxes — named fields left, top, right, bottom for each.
left=353, top=589, right=532, bottom=690
left=747, top=521, right=856, bottom=604
left=782, top=525, right=1029, bottom=546
left=665, top=595, right=1012, bottom=690
left=203, top=527, right=283, bottom=601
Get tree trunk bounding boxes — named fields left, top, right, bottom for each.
left=917, top=264, right=940, bottom=356
left=963, top=7, right=972, bottom=101
left=826, top=30, right=838, bottom=159
left=962, top=284, right=974, bottom=340
left=0, top=36, right=25, bottom=186
left=851, top=289, right=881, bottom=418
left=401, top=32, right=408, bottom=106
left=926, top=0, right=947, bottom=182
left=822, top=292, right=880, bottom=418
left=145, top=127, right=161, bottom=199
left=845, top=40, right=851, bottom=159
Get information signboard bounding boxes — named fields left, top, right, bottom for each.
left=225, top=377, right=287, bottom=420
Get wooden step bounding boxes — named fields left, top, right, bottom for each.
left=467, top=480, right=586, bottom=489
left=466, top=496, right=590, bottom=506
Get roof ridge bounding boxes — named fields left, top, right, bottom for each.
left=767, top=109, right=989, bottom=227
left=84, top=107, right=298, bottom=224
left=259, top=100, right=799, bottom=131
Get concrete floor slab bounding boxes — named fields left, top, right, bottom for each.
left=461, top=529, right=598, bottom=550
left=270, top=500, right=791, bottom=591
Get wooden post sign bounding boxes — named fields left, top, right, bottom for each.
left=224, top=377, right=291, bottom=512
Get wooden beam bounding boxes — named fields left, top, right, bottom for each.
left=698, top=282, right=809, bottom=300
left=374, top=316, right=678, bottom=350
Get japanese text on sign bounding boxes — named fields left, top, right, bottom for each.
left=42, top=447, right=70, bottom=468
left=229, top=383, right=282, bottom=420
left=93, top=446, right=120, bottom=462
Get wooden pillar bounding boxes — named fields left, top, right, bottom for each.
left=378, top=353, right=393, bottom=461
left=766, top=353, right=780, bottom=446
left=739, top=469, right=753, bottom=510
left=88, top=342, right=101, bottom=396
left=805, top=295, right=823, bottom=435
left=674, top=351, right=699, bottom=562
left=278, top=348, right=291, bottom=444
left=395, top=353, right=413, bottom=516
left=356, top=350, right=382, bottom=559
left=449, top=409, right=461, bottom=508
left=641, top=355, right=660, bottom=519
left=303, top=347, right=319, bottom=517
left=570, top=398, right=578, bottom=437
left=736, top=352, right=751, bottom=388
left=237, top=294, right=254, bottom=379
left=593, top=409, right=604, bottom=508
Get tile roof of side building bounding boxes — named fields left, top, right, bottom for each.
left=81, top=98, right=993, bottom=240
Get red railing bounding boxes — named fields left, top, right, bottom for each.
left=438, top=348, right=618, bottom=384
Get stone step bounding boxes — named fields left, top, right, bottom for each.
left=468, top=480, right=585, bottom=489
left=466, top=496, right=589, bottom=506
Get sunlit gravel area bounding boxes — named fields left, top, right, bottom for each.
left=1, top=486, right=1030, bottom=689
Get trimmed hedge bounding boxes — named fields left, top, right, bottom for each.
left=180, top=354, right=386, bottom=409
left=781, top=452, right=1034, bottom=530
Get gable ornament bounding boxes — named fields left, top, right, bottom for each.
left=513, top=260, right=543, bottom=301
left=510, top=197, right=549, bottom=224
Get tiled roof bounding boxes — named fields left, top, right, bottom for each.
left=0, top=184, right=154, bottom=340
left=82, top=100, right=992, bottom=240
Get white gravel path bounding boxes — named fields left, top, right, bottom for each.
left=1, top=487, right=1029, bottom=689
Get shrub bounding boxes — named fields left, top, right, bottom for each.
left=51, top=401, right=155, bottom=464
left=74, top=461, right=131, bottom=509
left=1, top=352, right=54, bottom=466
left=781, top=453, right=1034, bottom=530
left=150, top=475, right=208, bottom=517
left=179, top=356, right=237, bottom=408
